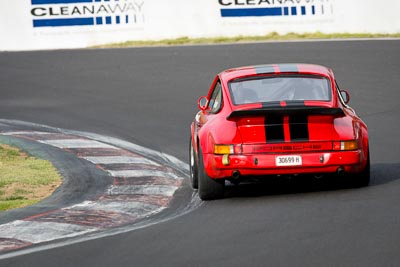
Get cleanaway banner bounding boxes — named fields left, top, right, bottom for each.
left=1, top=0, right=399, bottom=51
left=30, top=0, right=145, bottom=28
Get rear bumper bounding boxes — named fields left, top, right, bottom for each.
left=203, top=150, right=364, bottom=179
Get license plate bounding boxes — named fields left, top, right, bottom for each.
left=275, top=155, right=302, bottom=166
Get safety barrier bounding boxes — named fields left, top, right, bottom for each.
left=1, top=0, right=399, bottom=51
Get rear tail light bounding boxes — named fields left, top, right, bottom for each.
left=214, top=145, right=233, bottom=155
left=333, top=140, right=358, bottom=151
left=214, top=144, right=242, bottom=155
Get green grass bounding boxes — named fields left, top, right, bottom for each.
left=92, top=32, right=400, bottom=48
left=0, top=199, right=37, bottom=212
left=0, top=144, right=62, bottom=211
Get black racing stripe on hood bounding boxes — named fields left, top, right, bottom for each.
left=255, top=65, right=276, bottom=74
left=262, top=101, right=281, bottom=108
left=265, top=115, right=284, bottom=143
left=289, top=114, right=309, bottom=141
left=278, top=64, right=299, bottom=73
left=285, top=100, right=305, bottom=106
left=287, top=100, right=309, bottom=141
left=255, top=64, right=299, bottom=74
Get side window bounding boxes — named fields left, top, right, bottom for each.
left=208, top=81, right=223, bottom=114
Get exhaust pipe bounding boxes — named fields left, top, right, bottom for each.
left=337, top=167, right=345, bottom=176
left=232, top=170, right=241, bottom=180
left=230, top=170, right=241, bottom=185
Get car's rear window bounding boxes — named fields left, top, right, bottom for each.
left=228, top=75, right=332, bottom=105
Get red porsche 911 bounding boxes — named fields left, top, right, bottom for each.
left=189, top=64, right=370, bottom=200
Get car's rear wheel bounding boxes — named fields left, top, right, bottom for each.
left=198, top=147, right=225, bottom=200
left=189, top=137, right=198, bottom=189
left=352, top=150, right=370, bottom=187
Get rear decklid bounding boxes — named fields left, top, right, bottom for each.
left=227, top=104, right=345, bottom=153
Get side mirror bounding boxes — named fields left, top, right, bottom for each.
left=340, top=90, right=350, bottom=104
left=198, top=96, right=208, bottom=110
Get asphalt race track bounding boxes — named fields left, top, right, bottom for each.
left=1, top=40, right=400, bottom=266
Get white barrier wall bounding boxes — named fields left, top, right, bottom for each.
left=1, top=0, right=399, bottom=51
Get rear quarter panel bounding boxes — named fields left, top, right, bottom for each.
left=198, top=113, right=241, bottom=154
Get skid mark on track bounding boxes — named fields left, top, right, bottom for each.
left=0, top=128, right=189, bottom=254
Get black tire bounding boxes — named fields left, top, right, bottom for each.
left=189, top=137, right=198, bottom=189
left=352, top=150, right=370, bottom=187
left=198, top=147, right=225, bottom=200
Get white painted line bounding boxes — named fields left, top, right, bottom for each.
left=83, top=156, right=160, bottom=166
left=65, top=130, right=190, bottom=173
left=0, top=220, right=98, bottom=244
left=0, top=131, right=53, bottom=136
left=39, top=139, right=116, bottom=149
left=107, top=169, right=182, bottom=179
left=108, top=185, right=179, bottom=197
left=69, top=201, right=164, bottom=217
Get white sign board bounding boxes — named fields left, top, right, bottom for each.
left=0, top=0, right=399, bottom=51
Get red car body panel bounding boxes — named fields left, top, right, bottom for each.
left=191, top=64, right=368, bottom=180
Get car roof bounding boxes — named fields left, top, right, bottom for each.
left=219, top=63, right=334, bottom=82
